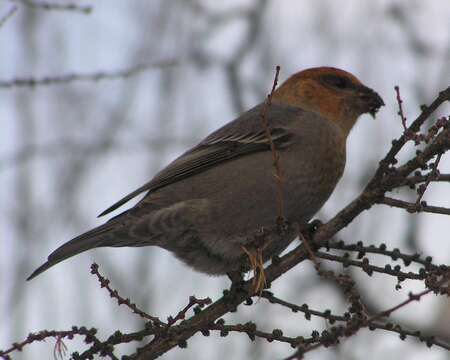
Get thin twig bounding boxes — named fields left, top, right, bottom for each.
left=0, top=4, right=17, bottom=28
left=379, top=196, right=450, bottom=215
left=241, top=65, right=282, bottom=295
left=0, top=59, right=178, bottom=89
left=9, top=0, right=92, bottom=14
left=325, top=240, right=445, bottom=270
left=90, top=263, right=165, bottom=326
left=290, top=274, right=450, bottom=358
left=395, top=85, right=408, bottom=131
left=167, top=296, right=212, bottom=326
left=209, top=321, right=302, bottom=347
left=258, top=65, right=284, bottom=223
left=402, top=173, right=450, bottom=186
left=315, top=251, right=425, bottom=280
left=0, top=328, right=111, bottom=359
left=373, top=86, right=450, bottom=179
left=298, top=232, right=319, bottom=266
left=369, top=273, right=450, bottom=322
left=415, top=153, right=443, bottom=205
left=263, top=292, right=450, bottom=353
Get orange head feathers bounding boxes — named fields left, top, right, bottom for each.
left=273, top=67, right=384, bottom=135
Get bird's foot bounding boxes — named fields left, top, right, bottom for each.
left=299, top=219, right=323, bottom=267
left=305, top=219, right=323, bottom=239
left=227, top=271, right=245, bottom=293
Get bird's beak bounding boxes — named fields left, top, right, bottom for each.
left=359, top=87, right=385, bottom=119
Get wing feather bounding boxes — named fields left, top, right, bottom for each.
left=98, top=103, right=303, bottom=217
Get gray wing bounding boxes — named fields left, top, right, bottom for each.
left=98, top=103, right=302, bottom=217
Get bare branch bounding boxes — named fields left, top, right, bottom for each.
left=262, top=292, right=450, bottom=352
left=0, top=59, right=178, bottom=89
left=373, top=86, right=450, bottom=179
left=325, top=240, right=443, bottom=270
left=395, top=85, right=408, bottom=131
left=0, top=4, right=17, bottom=28
left=379, top=197, right=450, bottom=216
left=90, top=263, right=165, bottom=326
left=370, top=277, right=449, bottom=322
left=315, top=251, right=425, bottom=280
left=209, top=321, right=302, bottom=347
left=167, top=296, right=212, bottom=326
left=9, top=0, right=92, bottom=14
left=401, top=173, right=450, bottom=186
left=415, top=153, right=443, bottom=205
left=0, top=328, right=111, bottom=359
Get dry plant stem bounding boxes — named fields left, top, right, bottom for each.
left=242, top=66, right=282, bottom=294
left=258, top=65, right=284, bottom=223
left=54, top=335, right=68, bottom=360
left=241, top=246, right=267, bottom=294
left=0, top=59, right=177, bottom=89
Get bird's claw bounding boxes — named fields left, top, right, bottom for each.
left=306, top=219, right=322, bottom=237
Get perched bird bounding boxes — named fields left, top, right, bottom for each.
left=27, top=67, right=384, bottom=281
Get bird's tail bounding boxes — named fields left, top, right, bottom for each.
left=27, top=222, right=119, bottom=281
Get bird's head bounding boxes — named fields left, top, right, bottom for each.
left=273, top=67, right=385, bottom=136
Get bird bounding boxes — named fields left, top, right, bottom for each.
left=27, top=67, right=384, bottom=281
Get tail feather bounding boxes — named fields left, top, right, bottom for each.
left=27, top=223, right=116, bottom=281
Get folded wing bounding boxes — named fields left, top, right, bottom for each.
left=98, top=103, right=302, bottom=217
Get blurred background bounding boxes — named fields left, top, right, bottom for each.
left=1, top=0, right=450, bottom=359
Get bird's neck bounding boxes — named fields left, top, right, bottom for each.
left=271, top=97, right=357, bottom=138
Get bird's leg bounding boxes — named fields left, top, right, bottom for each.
left=307, top=219, right=323, bottom=236
left=299, top=219, right=323, bottom=267
left=299, top=219, right=322, bottom=247
left=227, top=271, right=245, bottom=292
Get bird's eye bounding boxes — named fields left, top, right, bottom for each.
left=322, top=75, right=352, bottom=89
